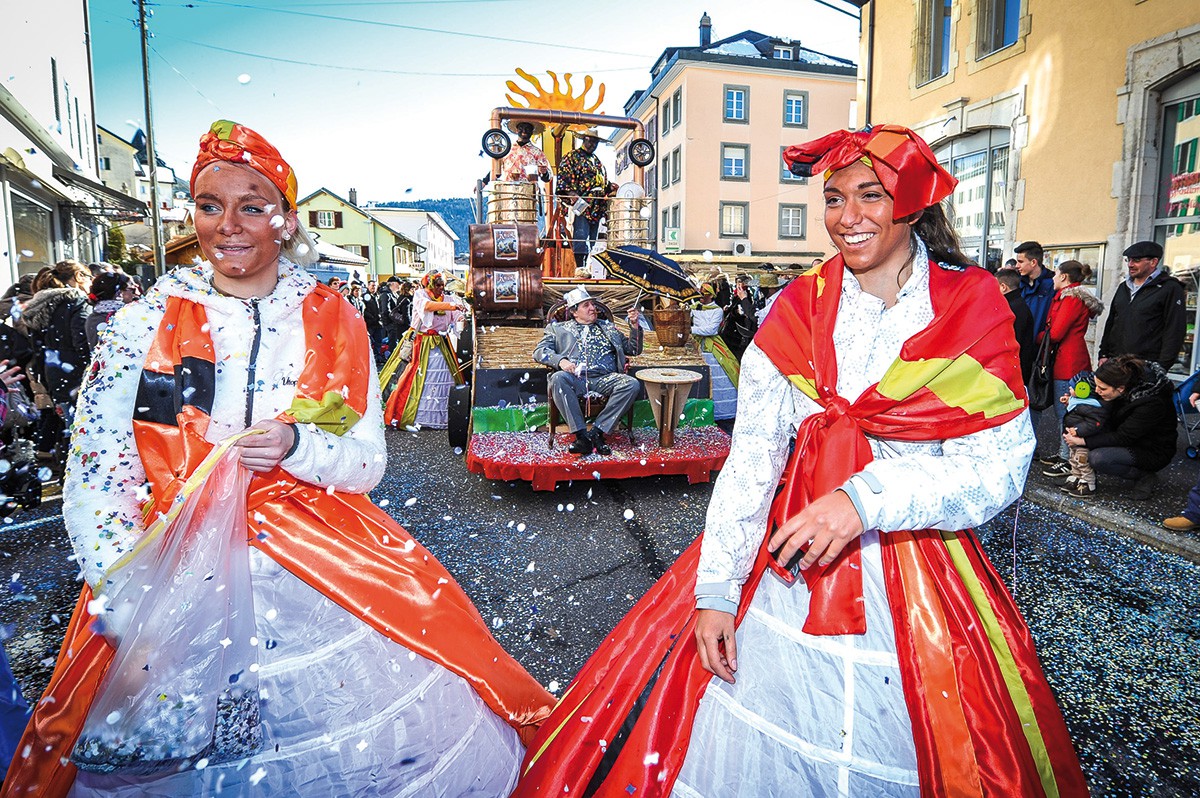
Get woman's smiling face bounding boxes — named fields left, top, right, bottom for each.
left=823, top=160, right=913, bottom=276
left=193, top=161, right=296, bottom=298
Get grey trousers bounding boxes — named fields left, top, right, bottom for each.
left=548, top=370, right=639, bottom=434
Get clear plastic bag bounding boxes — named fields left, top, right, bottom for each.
left=72, top=448, right=262, bottom=774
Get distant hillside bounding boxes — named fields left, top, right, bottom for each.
left=375, top=198, right=475, bottom=256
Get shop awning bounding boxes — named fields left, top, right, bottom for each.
left=52, top=166, right=146, bottom=220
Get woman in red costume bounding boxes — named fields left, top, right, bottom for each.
left=4, top=120, right=551, bottom=797
left=513, top=126, right=1088, bottom=797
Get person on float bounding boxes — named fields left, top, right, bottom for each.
left=383, top=271, right=468, bottom=430
left=689, top=282, right=739, bottom=422
left=4, top=120, right=551, bottom=797
left=533, top=286, right=642, bottom=456
left=513, top=125, right=1088, bottom=797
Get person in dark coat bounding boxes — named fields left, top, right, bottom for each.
left=722, top=275, right=758, bottom=359
left=21, top=260, right=92, bottom=462
left=1015, top=240, right=1055, bottom=333
left=996, top=268, right=1035, bottom=383
left=1065, top=355, right=1176, bottom=500
left=1098, top=240, right=1186, bottom=371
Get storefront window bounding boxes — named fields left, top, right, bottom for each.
left=1156, top=84, right=1200, bottom=375
left=11, top=193, right=53, bottom=277
left=936, top=128, right=1010, bottom=271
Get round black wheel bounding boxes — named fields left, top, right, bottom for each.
left=482, top=128, right=511, bottom=159
left=447, top=383, right=471, bottom=451
left=629, top=137, right=655, bottom=167
left=1188, top=446, right=1198, bottom=460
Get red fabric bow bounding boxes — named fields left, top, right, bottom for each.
left=783, top=124, right=957, bottom=219
left=190, top=120, right=298, bottom=209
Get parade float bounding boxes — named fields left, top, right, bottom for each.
left=450, top=70, right=731, bottom=490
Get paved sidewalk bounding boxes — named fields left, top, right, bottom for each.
left=1025, top=413, right=1200, bottom=563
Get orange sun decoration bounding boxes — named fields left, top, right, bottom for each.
left=505, top=69, right=606, bottom=114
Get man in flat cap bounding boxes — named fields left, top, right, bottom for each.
left=533, top=286, right=642, bottom=456
left=1099, top=240, right=1186, bottom=370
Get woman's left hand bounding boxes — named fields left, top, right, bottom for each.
left=234, top=419, right=297, bottom=472
left=768, top=490, right=865, bottom=572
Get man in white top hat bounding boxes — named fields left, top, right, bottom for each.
left=533, top=286, right=643, bottom=455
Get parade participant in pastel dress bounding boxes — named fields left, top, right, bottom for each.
left=3, top=120, right=551, bottom=798
left=513, top=125, right=1087, bottom=797
left=383, top=271, right=468, bottom=430
left=690, top=283, right=739, bottom=421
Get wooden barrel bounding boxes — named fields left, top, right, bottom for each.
left=471, top=265, right=543, bottom=312
left=608, top=197, right=652, bottom=248
left=469, top=223, right=541, bottom=268
left=486, top=181, right=537, bottom=224
left=652, top=306, right=691, bottom=347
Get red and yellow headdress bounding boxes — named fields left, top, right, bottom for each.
left=782, top=124, right=956, bottom=220
left=190, top=120, right=298, bottom=209
left=421, top=272, right=443, bottom=290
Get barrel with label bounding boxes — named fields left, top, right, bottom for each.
left=469, top=223, right=541, bottom=269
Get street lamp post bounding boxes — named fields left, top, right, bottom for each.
left=137, top=0, right=166, bottom=276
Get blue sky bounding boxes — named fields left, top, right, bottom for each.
left=90, top=0, right=859, bottom=201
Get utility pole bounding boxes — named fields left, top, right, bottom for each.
left=138, top=0, right=166, bottom=275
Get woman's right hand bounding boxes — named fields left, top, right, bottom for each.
left=695, top=609, right=738, bottom=684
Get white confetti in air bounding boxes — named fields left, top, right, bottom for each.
left=404, top=497, right=418, bottom=507
left=195, top=757, right=209, bottom=770
left=219, top=637, right=232, bottom=648
left=492, top=617, right=504, bottom=629
left=525, top=561, right=536, bottom=573
left=623, top=509, right=635, bottom=520
left=442, top=515, right=452, bottom=521
left=379, top=499, right=389, bottom=507
left=517, top=522, right=527, bottom=532
left=557, top=504, right=564, bottom=512
left=548, top=680, right=560, bottom=692
left=265, top=608, right=278, bottom=621
left=248, top=767, right=267, bottom=785
left=86, top=595, right=108, bottom=615
left=237, top=73, right=252, bottom=84
left=644, top=752, right=660, bottom=765
left=356, top=739, right=368, bottom=752
left=296, top=244, right=310, bottom=255
left=105, top=710, right=121, bottom=725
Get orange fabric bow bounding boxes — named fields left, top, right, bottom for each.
left=782, top=124, right=957, bottom=219
left=190, top=119, right=298, bottom=209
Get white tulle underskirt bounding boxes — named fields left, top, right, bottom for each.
left=673, top=530, right=920, bottom=797
left=70, top=550, right=522, bottom=798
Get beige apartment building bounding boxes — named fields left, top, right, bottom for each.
left=612, top=15, right=857, bottom=269
left=863, top=0, right=1199, bottom=372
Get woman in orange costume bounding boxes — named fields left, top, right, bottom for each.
left=4, top=120, right=551, bottom=797
left=514, top=126, right=1088, bottom=796
left=383, top=271, right=467, bottom=429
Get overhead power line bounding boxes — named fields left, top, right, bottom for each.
left=171, top=0, right=652, bottom=58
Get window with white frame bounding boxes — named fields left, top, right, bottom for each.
left=977, top=0, right=1020, bottom=58
left=671, top=147, right=681, bottom=184
left=316, top=210, right=336, bottom=229
left=671, top=89, right=682, bottom=128
left=724, top=86, right=748, bottom=123
left=783, top=91, right=808, bottom=127
left=98, top=156, right=111, bottom=171
left=661, top=156, right=671, bottom=189
left=670, top=203, right=680, bottom=230
left=779, top=204, right=806, bottom=238
left=721, top=144, right=748, bottom=180
left=773, top=46, right=793, bottom=60
left=719, top=202, right=747, bottom=237
left=661, top=103, right=671, bottom=135
left=935, top=128, right=1010, bottom=271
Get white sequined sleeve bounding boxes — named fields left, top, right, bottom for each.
left=696, top=344, right=817, bottom=608
left=852, top=410, right=1034, bottom=534
left=63, top=300, right=162, bottom=590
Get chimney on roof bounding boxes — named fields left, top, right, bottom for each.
left=348, top=188, right=358, bottom=207
left=699, top=12, right=712, bottom=48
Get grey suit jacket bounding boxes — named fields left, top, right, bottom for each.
left=532, top=318, right=643, bottom=373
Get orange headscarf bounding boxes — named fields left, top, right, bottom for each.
left=782, top=124, right=956, bottom=220
left=421, top=271, right=444, bottom=298
left=190, top=120, right=298, bottom=209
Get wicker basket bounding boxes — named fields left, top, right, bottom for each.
left=652, top=306, right=691, bottom=348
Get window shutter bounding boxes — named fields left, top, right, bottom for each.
left=308, top=211, right=318, bottom=227
left=334, top=212, right=343, bottom=228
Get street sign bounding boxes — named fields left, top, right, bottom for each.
left=663, top=227, right=680, bottom=254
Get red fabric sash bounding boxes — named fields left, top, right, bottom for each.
left=514, top=257, right=1087, bottom=797
left=4, top=284, right=551, bottom=797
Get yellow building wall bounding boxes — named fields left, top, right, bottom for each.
left=867, top=0, right=1199, bottom=246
